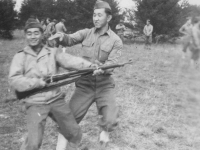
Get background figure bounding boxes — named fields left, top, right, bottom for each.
left=115, top=20, right=126, bottom=42
left=179, top=17, right=193, bottom=58
left=40, top=19, right=47, bottom=31
left=44, top=19, right=57, bottom=43
left=189, top=16, right=200, bottom=66
left=55, top=19, right=67, bottom=33
left=55, top=19, right=67, bottom=52
left=143, top=19, right=153, bottom=49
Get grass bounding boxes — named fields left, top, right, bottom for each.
left=0, top=30, right=200, bottom=150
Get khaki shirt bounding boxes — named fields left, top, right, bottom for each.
left=9, top=45, right=91, bottom=104
left=143, top=24, right=153, bottom=36
left=116, top=24, right=125, bottom=35
left=60, top=27, right=123, bottom=65
left=55, top=22, right=67, bottom=33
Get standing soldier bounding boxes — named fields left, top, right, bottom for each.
left=190, top=16, right=200, bottom=66
left=143, top=19, right=153, bottom=49
left=44, top=19, right=57, bottom=41
left=50, top=0, right=123, bottom=149
left=55, top=19, right=67, bottom=52
left=9, top=19, right=95, bottom=150
left=55, top=19, right=67, bottom=33
left=116, top=20, right=126, bottom=42
left=179, top=17, right=193, bottom=58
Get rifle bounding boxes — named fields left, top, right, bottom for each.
left=15, top=60, right=133, bottom=100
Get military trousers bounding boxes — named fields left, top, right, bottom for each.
left=69, top=74, right=119, bottom=132
left=20, top=97, right=82, bottom=150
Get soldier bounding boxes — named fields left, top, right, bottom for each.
left=9, top=19, right=95, bottom=150
left=190, top=16, right=200, bottom=65
left=55, top=19, right=67, bottom=33
left=50, top=0, right=123, bottom=149
left=179, top=17, right=193, bottom=58
left=116, top=20, right=126, bottom=42
left=55, top=19, right=67, bottom=52
left=143, top=19, right=153, bottom=49
left=44, top=19, right=57, bottom=40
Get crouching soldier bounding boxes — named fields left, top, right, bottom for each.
left=8, top=19, right=94, bottom=150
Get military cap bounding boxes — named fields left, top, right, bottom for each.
left=94, top=0, right=111, bottom=10
left=24, top=18, right=43, bottom=32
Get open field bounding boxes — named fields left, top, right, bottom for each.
left=0, top=30, right=200, bottom=150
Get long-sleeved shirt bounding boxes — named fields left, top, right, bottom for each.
left=59, top=27, right=123, bottom=65
left=143, top=24, right=153, bottom=36
left=55, top=22, right=67, bottom=33
left=9, top=45, right=92, bottom=104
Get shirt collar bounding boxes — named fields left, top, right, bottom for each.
left=94, top=26, right=111, bottom=36
left=23, top=44, right=48, bottom=57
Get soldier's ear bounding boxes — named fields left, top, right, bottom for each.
left=107, top=15, right=112, bottom=23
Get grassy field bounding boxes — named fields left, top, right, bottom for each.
left=0, top=30, right=200, bottom=150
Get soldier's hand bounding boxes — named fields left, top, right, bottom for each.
left=39, top=78, right=46, bottom=88
left=93, top=69, right=104, bottom=76
left=48, top=32, right=64, bottom=41
left=90, top=61, right=105, bottom=76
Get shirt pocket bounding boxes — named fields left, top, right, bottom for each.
left=99, top=43, right=113, bottom=63
left=81, top=40, right=94, bottom=60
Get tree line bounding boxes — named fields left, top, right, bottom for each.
left=0, top=0, right=199, bottom=39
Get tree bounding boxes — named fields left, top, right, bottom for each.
left=0, top=0, right=16, bottom=39
left=19, top=0, right=122, bottom=32
left=134, top=0, right=182, bottom=37
left=19, top=0, right=55, bottom=24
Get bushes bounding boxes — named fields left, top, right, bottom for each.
left=0, top=0, right=16, bottom=39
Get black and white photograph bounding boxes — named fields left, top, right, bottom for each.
left=0, top=0, right=200, bottom=150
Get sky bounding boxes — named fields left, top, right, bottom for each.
left=14, top=0, right=200, bottom=11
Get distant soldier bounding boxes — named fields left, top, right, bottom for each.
left=55, top=19, right=67, bottom=52
left=55, top=19, right=67, bottom=33
left=179, top=17, right=193, bottom=58
left=44, top=19, right=57, bottom=40
left=143, top=19, right=153, bottom=49
left=116, top=20, right=126, bottom=42
left=189, top=16, right=200, bottom=65
left=40, top=19, right=47, bottom=31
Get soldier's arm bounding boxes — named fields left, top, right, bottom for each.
left=179, top=24, right=187, bottom=35
left=102, top=39, right=123, bottom=74
left=55, top=50, right=92, bottom=70
left=143, top=26, right=146, bottom=35
left=63, top=24, right=67, bottom=32
left=9, top=53, right=45, bottom=92
left=58, top=29, right=89, bottom=46
left=105, top=39, right=123, bottom=65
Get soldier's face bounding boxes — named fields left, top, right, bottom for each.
left=93, top=8, right=111, bottom=29
left=25, top=28, right=43, bottom=47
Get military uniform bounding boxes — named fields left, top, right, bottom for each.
left=9, top=45, right=92, bottom=150
left=59, top=27, right=123, bottom=131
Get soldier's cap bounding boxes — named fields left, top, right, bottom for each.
left=94, top=0, right=111, bottom=11
left=61, top=19, right=66, bottom=22
left=24, top=18, right=43, bottom=32
left=52, top=19, right=57, bottom=22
